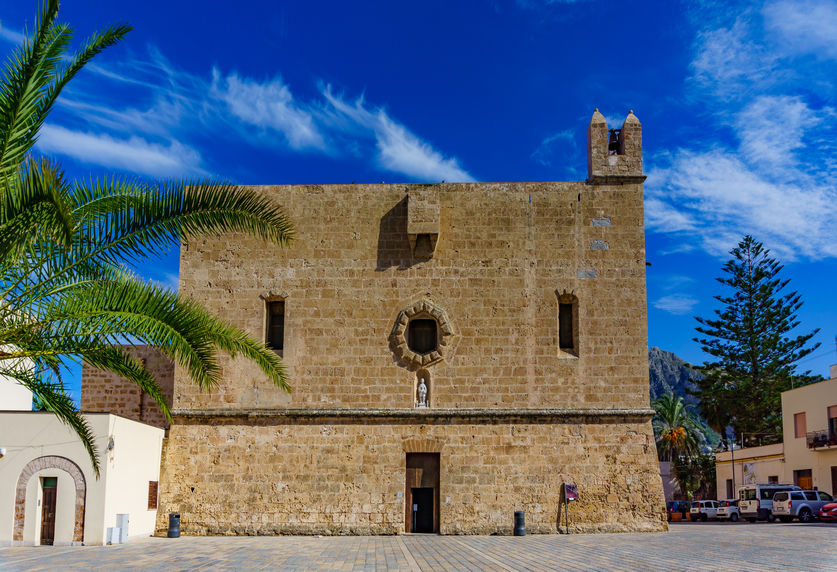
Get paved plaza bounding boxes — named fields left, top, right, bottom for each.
left=2, top=522, right=835, bottom=571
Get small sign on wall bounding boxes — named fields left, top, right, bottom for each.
left=564, top=483, right=578, bottom=501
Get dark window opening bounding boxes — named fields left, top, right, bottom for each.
left=42, top=477, right=57, bottom=488
left=559, top=303, right=574, bottom=349
left=408, top=319, right=437, bottom=354
left=267, top=301, right=285, bottom=351
left=148, top=481, right=158, bottom=510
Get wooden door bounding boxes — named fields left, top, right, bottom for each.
left=405, top=453, right=440, bottom=533
left=40, top=482, right=57, bottom=546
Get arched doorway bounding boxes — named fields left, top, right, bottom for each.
left=13, top=455, right=86, bottom=544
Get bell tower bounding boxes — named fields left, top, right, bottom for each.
left=586, top=109, right=645, bottom=184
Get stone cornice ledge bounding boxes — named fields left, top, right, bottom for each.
left=172, top=407, right=654, bottom=423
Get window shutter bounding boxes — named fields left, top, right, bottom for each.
left=148, top=481, right=159, bottom=510
left=794, top=412, right=806, bottom=438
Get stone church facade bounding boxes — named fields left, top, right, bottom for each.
left=145, top=109, right=666, bottom=535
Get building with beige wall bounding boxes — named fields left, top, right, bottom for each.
left=715, top=365, right=837, bottom=499
left=781, top=367, right=837, bottom=494
left=146, top=110, right=667, bottom=535
left=0, top=410, right=164, bottom=546
left=1, top=375, right=164, bottom=546
left=0, top=373, right=31, bottom=411
left=715, top=444, right=785, bottom=500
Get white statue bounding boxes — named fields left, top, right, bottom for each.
left=417, top=378, right=428, bottom=408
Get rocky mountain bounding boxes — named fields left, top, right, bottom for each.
left=649, top=346, right=703, bottom=404
left=648, top=346, right=720, bottom=448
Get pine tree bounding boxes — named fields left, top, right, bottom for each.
left=692, top=235, right=821, bottom=446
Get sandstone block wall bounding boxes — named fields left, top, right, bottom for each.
left=156, top=417, right=666, bottom=535
left=174, top=180, right=649, bottom=411
left=81, top=345, right=174, bottom=429
left=154, top=110, right=665, bottom=535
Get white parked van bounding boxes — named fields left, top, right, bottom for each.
left=738, top=484, right=801, bottom=522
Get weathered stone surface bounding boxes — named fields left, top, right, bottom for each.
left=81, top=345, right=174, bottom=429
left=157, top=418, right=665, bottom=535
left=148, top=110, right=664, bottom=535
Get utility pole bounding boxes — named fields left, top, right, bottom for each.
left=730, top=431, right=735, bottom=499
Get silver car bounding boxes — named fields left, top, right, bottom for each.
left=772, top=490, right=834, bottom=523
left=717, top=499, right=740, bottom=522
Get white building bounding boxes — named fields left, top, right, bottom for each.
left=0, top=382, right=164, bottom=546
left=715, top=365, right=837, bottom=497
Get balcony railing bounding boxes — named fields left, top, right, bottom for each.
left=806, top=428, right=837, bottom=450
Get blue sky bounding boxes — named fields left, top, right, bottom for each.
left=2, top=0, right=836, bottom=402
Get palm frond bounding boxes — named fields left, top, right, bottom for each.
left=1, top=364, right=100, bottom=476
left=82, top=345, right=171, bottom=423
left=72, top=179, right=294, bottom=263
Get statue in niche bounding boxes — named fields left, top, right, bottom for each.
left=417, top=378, right=428, bottom=408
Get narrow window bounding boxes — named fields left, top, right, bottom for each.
left=557, top=292, right=578, bottom=355
left=267, top=300, right=285, bottom=351
left=794, top=412, right=806, bottom=438
left=148, top=481, right=158, bottom=510
left=559, top=303, right=574, bottom=350
left=408, top=319, right=437, bottom=354
left=767, top=475, right=778, bottom=484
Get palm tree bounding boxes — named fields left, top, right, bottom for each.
left=0, top=1, right=294, bottom=475
left=652, top=393, right=701, bottom=462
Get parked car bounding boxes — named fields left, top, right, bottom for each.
left=690, top=500, right=719, bottom=521
left=773, top=490, right=834, bottom=523
left=717, top=499, right=740, bottom=522
left=738, top=484, right=801, bottom=522
left=666, top=500, right=691, bottom=521
left=818, top=502, right=837, bottom=522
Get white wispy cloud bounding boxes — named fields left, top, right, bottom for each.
left=654, top=294, right=699, bottom=315
left=649, top=1, right=837, bottom=262
left=764, top=0, right=837, bottom=60
left=1, top=23, right=472, bottom=183
left=36, top=125, right=207, bottom=177
left=690, top=16, right=781, bottom=101
left=322, top=88, right=474, bottom=182
left=211, top=70, right=326, bottom=151
left=648, top=144, right=837, bottom=260
left=735, top=95, right=823, bottom=172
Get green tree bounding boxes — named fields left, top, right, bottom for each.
left=652, top=393, right=702, bottom=462
left=692, top=236, right=821, bottom=446
left=672, top=452, right=716, bottom=501
left=0, top=1, right=294, bottom=475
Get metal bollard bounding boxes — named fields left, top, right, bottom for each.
left=513, top=510, right=526, bottom=536
left=167, top=513, right=181, bottom=538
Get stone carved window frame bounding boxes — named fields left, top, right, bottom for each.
left=390, top=299, right=454, bottom=369
left=556, top=290, right=579, bottom=358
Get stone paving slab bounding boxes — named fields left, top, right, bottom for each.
left=1, top=522, right=836, bottom=571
